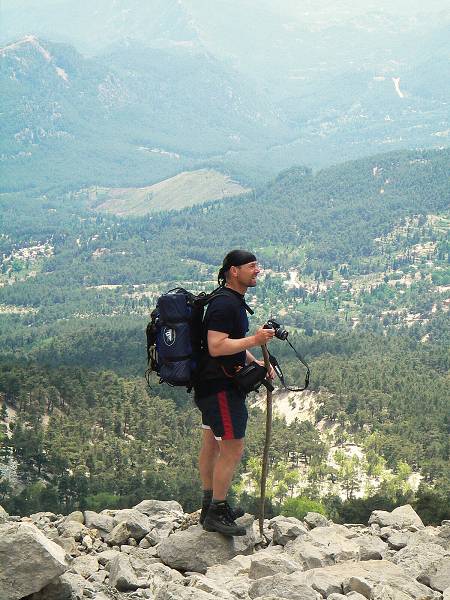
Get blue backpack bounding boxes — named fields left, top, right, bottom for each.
left=146, top=287, right=246, bottom=390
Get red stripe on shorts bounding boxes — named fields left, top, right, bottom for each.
left=217, top=391, right=234, bottom=440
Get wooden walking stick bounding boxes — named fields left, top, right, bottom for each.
left=259, top=343, right=273, bottom=537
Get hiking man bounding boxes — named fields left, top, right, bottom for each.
left=194, top=249, right=275, bottom=536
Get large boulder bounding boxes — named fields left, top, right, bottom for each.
left=29, top=572, right=93, bottom=600
left=284, top=524, right=360, bottom=569
left=109, top=554, right=141, bottom=591
left=113, top=508, right=153, bottom=537
left=133, top=499, right=184, bottom=522
left=155, top=582, right=219, bottom=599
left=353, top=533, right=388, bottom=560
left=0, top=505, right=9, bottom=524
left=248, top=554, right=300, bottom=579
left=391, top=542, right=448, bottom=580
left=0, top=522, right=68, bottom=600
left=269, top=515, right=308, bottom=545
left=420, top=556, right=450, bottom=592
left=368, top=505, right=424, bottom=530
left=84, top=510, right=114, bottom=534
left=248, top=573, right=322, bottom=599
left=304, top=512, right=329, bottom=529
left=57, top=519, right=88, bottom=540
left=158, top=523, right=256, bottom=573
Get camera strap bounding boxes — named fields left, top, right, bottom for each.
left=267, top=339, right=310, bottom=392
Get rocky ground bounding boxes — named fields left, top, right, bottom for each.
left=0, top=501, right=449, bottom=600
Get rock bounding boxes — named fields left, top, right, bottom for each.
left=327, top=595, right=347, bottom=600
left=371, top=577, right=441, bottom=599
left=113, top=508, right=153, bottom=538
left=304, top=512, right=329, bottom=529
left=248, top=554, right=299, bottom=579
left=248, top=573, right=322, bottom=599
left=145, top=521, right=176, bottom=545
left=158, top=524, right=256, bottom=573
left=155, top=582, right=219, bottom=599
left=0, top=505, right=9, bottom=524
left=343, top=575, right=372, bottom=596
left=346, top=593, right=368, bottom=600
left=64, top=510, right=84, bottom=524
left=368, top=505, right=424, bottom=530
left=97, top=548, right=121, bottom=568
left=296, top=569, right=343, bottom=597
left=84, top=510, right=115, bottom=534
left=142, top=561, right=184, bottom=591
left=133, top=499, right=184, bottom=521
left=270, top=515, right=308, bottom=545
left=28, top=572, right=90, bottom=600
left=391, top=541, right=448, bottom=579
left=0, top=522, right=68, bottom=600
left=285, top=560, right=404, bottom=592
left=57, top=519, right=87, bottom=540
left=387, top=531, right=410, bottom=550
left=54, top=535, right=80, bottom=556
left=109, top=554, right=141, bottom=591
left=30, top=511, right=58, bottom=523
left=107, top=509, right=153, bottom=545
left=186, top=573, right=236, bottom=599
left=443, top=587, right=450, bottom=600
left=353, top=534, right=388, bottom=560
left=421, top=556, right=450, bottom=592
left=108, top=521, right=140, bottom=545
left=285, top=524, right=360, bottom=569
left=70, top=554, right=99, bottom=579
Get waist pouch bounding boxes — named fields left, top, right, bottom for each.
left=233, top=361, right=269, bottom=394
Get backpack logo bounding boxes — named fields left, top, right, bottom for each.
left=163, top=326, right=176, bottom=347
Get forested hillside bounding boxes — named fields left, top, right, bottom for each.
left=0, top=147, right=448, bottom=523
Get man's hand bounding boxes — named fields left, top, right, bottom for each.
left=253, top=326, right=275, bottom=346
left=256, top=359, right=275, bottom=380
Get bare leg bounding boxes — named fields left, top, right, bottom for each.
left=213, top=438, right=245, bottom=501
left=199, top=428, right=219, bottom=490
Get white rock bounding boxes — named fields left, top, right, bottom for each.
left=158, top=524, right=256, bottom=573
left=392, top=542, right=448, bottom=579
left=0, top=505, right=9, bottom=524
left=248, top=554, right=299, bottom=579
left=304, top=512, right=329, bottom=529
left=368, top=505, right=424, bottom=530
left=109, top=554, right=141, bottom=591
left=248, top=573, right=322, bottom=599
left=70, top=554, right=99, bottom=579
left=57, top=519, right=88, bottom=540
left=0, top=522, right=68, bottom=600
left=84, top=510, right=115, bottom=533
left=155, top=582, right=218, bottom=599
left=270, top=515, right=308, bottom=545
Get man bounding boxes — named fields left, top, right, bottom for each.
left=194, top=249, right=275, bottom=536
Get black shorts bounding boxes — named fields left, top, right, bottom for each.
left=194, top=388, right=248, bottom=440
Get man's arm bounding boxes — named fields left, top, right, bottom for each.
left=208, top=328, right=274, bottom=357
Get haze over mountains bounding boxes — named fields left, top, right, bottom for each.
left=1, top=0, right=449, bottom=193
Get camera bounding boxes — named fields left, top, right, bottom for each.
left=263, top=319, right=289, bottom=341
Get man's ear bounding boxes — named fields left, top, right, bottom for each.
left=229, top=265, right=238, bottom=279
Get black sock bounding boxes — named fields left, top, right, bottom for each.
left=202, top=489, right=213, bottom=506
left=211, top=498, right=226, bottom=506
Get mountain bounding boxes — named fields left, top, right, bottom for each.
left=0, top=36, right=290, bottom=192
left=0, top=146, right=448, bottom=525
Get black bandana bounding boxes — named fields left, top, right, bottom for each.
left=218, top=249, right=257, bottom=286
left=222, top=249, right=257, bottom=269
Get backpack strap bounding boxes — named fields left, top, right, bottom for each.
left=201, top=286, right=254, bottom=315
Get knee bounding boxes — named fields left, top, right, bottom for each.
left=223, top=439, right=245, bottom=463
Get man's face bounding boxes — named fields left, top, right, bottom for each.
left=235, top=261, right=260, bottom=287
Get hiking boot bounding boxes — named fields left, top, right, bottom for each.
left=203, top=501, right=246, bottom=536
left=200, top=500, right=244, bottom=525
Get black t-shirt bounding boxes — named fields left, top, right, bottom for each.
left=194, top=288, right=250, bottom=396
